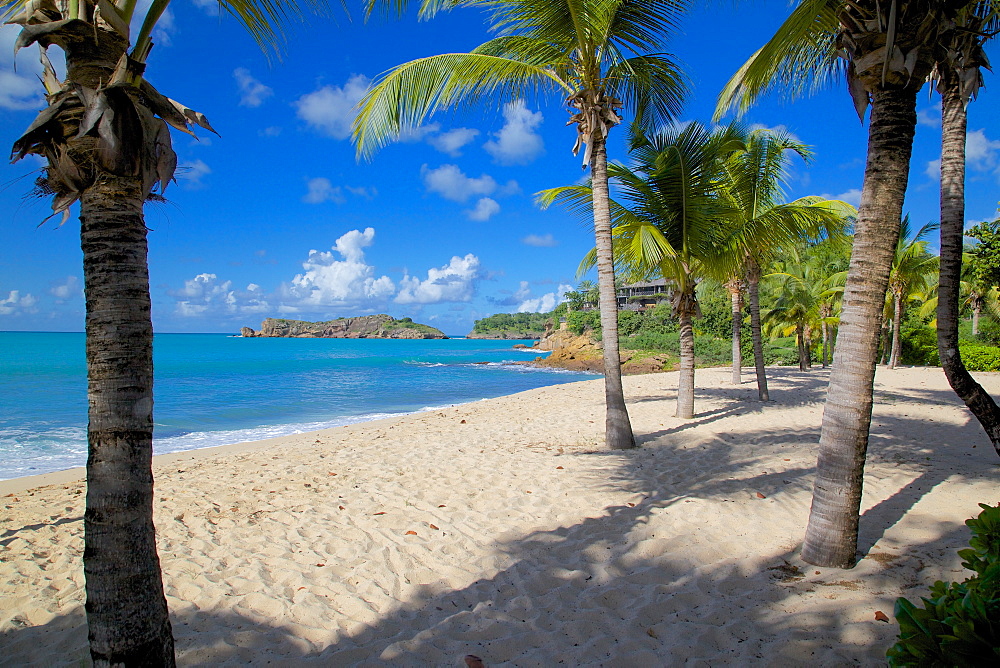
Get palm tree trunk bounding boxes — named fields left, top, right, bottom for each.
left=797, top=322, right=807, bottom=370
left=746, top=261, right=769, bottom=401
left=81, top=177, right=174, bottom=667
left=804, top=329, right=813, bottom=369
left=972, top=305, right=980, bottom=337
left=802, top=88, right=915, bottom=569
left=937, top=77, right=1000, bottom=455
left=880, top=323, right=891, bottom=365
left=821, top=319, right=829, bottom=368
left=677, top=297, right=696, bottom=419
left=590, top=134, right=635, bottom=449
left=728, top=279, right=743, bottom=384
left=889, top=292, right=903, bottom=369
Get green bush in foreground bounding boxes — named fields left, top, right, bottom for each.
left=887, top=503, right=1000, bottom=666
left=959, top=345, right=1000, bottom=372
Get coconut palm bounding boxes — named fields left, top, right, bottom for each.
left=716, top=0, right=970, bottom=568
left=886, top=217, right=939, bottom=368
left=764, top=259, right=841, bottom=370
left=720, top=128, right=854, bottom=397
left=353, top=0, right=689, bottom=450
left=542, top=122, right=745, bottom=419
left=3, top=0, right=317, bottom=661
left=934, top=3, right=1000, bottom=453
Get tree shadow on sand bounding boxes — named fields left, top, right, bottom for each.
left=3, top=374, right=996, bottom=666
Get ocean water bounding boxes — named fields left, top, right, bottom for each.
left=0, top=332, right=595, bottom=481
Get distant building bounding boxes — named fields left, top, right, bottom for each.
left=617, top=279, right=672, bottom=311
left=578, top=279, right=672, bottom=311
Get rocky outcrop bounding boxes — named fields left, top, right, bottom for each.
left=241, top=315, right=447, bottom=339
left=530, top=328, right=674, bottom=374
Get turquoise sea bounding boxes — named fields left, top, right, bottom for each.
left=0, top=332, right=595, bottom=481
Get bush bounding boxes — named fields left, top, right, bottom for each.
left=622, top=331, right=679, bottom=352
left=960, top=344, right=1000, bottom=372
left=888, top=503, right=1000, bottom=666
left=617, top=310, right=644, bottom=337
left=975, top=319, right=1000, bottom=346
left=901, top=324, right=940, bottom=366
left=567, top=310, right=602, bottom=336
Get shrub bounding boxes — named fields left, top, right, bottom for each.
left=960, top=344, right=1000, bottom=372
left=901, top=324, right=940, bottom=366
left=622, top=331, right=679, bottom=352
left=617, top=310, right=644, bottom=337
left=887, top=503, right=1000, bottom=666
left=567, top=310, right=602, bottom=336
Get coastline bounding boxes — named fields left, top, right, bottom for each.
left=3, top=366, right=999, bottom=664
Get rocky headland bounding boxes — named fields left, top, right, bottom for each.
left=241, top=315, right=447, bottom=339
left=527, top=328, right=674, bottom=375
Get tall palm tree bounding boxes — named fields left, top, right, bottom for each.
left=716, top=0, right=968, bottom=568
left=934, top=2, right=1000, bottom=454
left=720, top=128, right=854, bottom=397
left=352, top=0, right=689, bottom=450
left=3, top=0, right=316, bottom=662
left=886, top=217, right=939, bottom=368
left=542, top=122, right=745, bottom=419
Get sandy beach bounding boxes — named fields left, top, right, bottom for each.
left=2, top=366, right=998, bottom=666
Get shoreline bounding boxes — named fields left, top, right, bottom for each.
left=3, top=366, right=999, bottom=665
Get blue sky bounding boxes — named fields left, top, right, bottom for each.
left=2, top=1, right=999, bottom=335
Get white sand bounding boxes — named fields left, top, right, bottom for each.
left=2, top=366, right=999, bottom=666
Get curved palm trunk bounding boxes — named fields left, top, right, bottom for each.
left=727, top=279, right=743, bottom=384
left=81, top=177, right=174, bottom=665
left=676, top=294, right=696, bottom=419
left=802, top=89, right=915, bottom=569
left=746, top=262, right=769, bottom=400
left=804, top=328, right=813, bottom=369
left=937, top=78, right=1000, bottom=455
left=590, top=135, right=635, bottom=449
left=972, top=304, right=981, bottom=337
left=821, top=322, right=829, bottom=367
left=889, top=291, right=904, bottom=368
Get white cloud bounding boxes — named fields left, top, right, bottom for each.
left=0, top=289, right=38, bottom=315
left=965, top=129, right=1000, bottom=171
left=466, top=197, right=500, bottom=221
left=421, top=164, right=498, bottom=202
left=50, top=276, right=81, bottom=302
left=396, top=254, right=480, bottom=304
left=177, top=159, right=211, bottom=187
left=917, top=108, right=941, bottom=128
left=345, top=185, right=377, bottom=199
left=284, top=228, right=396, bottom=306
left=399, top=123, right=441, bottom=142
left=234, top=68, right=273, bottom=107
left=428, top=127, right=480, bottom=156
left=295, top=75, right=371, bottom=140
left=835, top=188, right=862, bottom=207
left=926, top=159, right=941, bottom=181
left=303, top=177, right=344, bottom=204
left=260, top=126, right=282, bottom=137
left=522, top=233, right=558, bottom=247
left=191, top=0, right=220, bottom=15
left=0, top=69, right=42, bottom=111
left=483, top=100, right=544, bottom=165
left=170, top=274, right=270, bottom=317
left=517, top=283, right=572, bottom=313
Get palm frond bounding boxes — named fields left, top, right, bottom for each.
left=714, top=0, right=841, bottom=120
left=353, top=52, right=569, bottom=159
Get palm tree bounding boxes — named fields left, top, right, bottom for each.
left=716, top=0, right=968, bottom=568
left=720, top=128, right=854, bottom=397
left=764, top=260, right=838, bottom=370
left=886, top=218, right=939, bottom=368
left=352, top=0, right=689, bottom=449
left=543, top=122, right=745, bottom=419
left=934, top=3, right=1000, bottom=453
left=3, top=0, right=315, bottom=661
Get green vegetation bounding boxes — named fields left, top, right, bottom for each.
left=888, top=503, right=1000, bottom=666
left=471, top=309, right=565, bottom=337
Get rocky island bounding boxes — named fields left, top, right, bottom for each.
left=241, top=315, right=447, bottom=339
